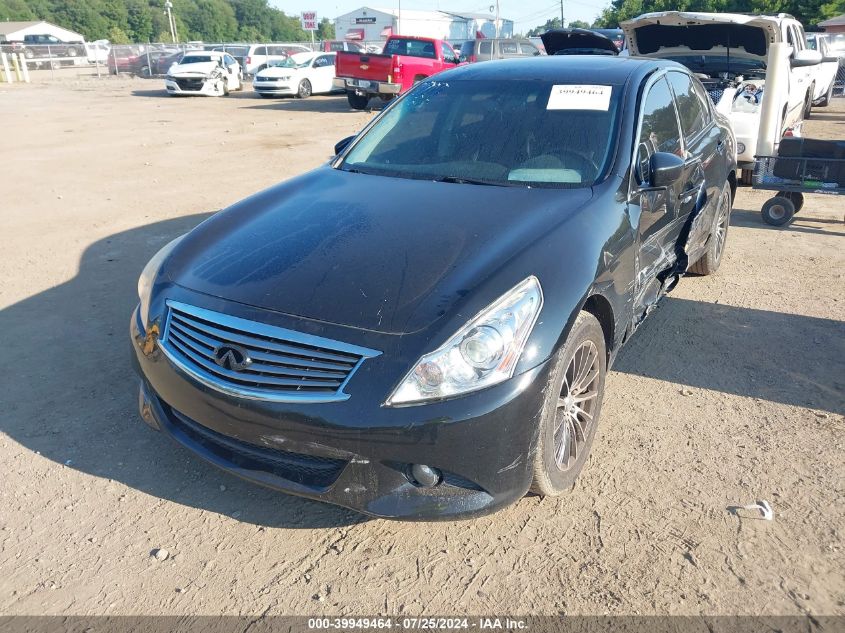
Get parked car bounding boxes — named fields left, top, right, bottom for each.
left=589, top=28, right=624, bottom=51
left=335, top=35, right=461, bottom=109
left=321, top=40, right=366, bottom=53
left=85, top=40, right=110, bottom=64
left=252, top=52, right=340, bottom=98
left=458, top=38, right=543, bottom=62
left=164, top=51, right=242, bottom=96
left=621, top=12, right=822, bottom=170
left=233, top=44, right=304, bottom=76
left=155, top=51, right=186, bottom=76
left=132, top=55, right=737, bottom=520
left=5, top=33, right=86, bottom=59
left=806, top=34, right=840, bottom=106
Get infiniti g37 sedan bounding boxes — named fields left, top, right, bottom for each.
left=131, top=56, right=736, bottom=520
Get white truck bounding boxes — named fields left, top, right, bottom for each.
left=621, top=12, right=822, bottom=172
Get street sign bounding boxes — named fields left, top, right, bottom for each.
left=301, top=11, right=318, bottom=31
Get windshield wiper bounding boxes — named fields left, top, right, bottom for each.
left=434, top=175, right=508, bottom=187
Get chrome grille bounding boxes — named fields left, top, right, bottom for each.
left=160, top=301, right=380, bottom=402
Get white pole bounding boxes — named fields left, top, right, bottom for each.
left=18, top=53, right=30, bottom=82
left=495, top=0, right=500, bottom=37
left=756, top=42, right=789, bottom=158
left=1, top=52, right=12, bottom=83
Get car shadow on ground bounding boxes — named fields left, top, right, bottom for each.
left=239, top=94, right=386, bottom=114
left=131, top=88, right=258, bottom=100
left=0, top=214, right=368, bottom=529
left=613, top=293, right=845, bottom=415
left=1, top=215, right=841, bottom=530
left=730, top=207, right=844, bottom=237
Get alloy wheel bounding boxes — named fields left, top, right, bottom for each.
left=553, top=340, right=600, bottom=471
left=713, top=192, right=730, bottom=262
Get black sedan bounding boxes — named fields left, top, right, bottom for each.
left=131, top=55, right=736, bottom=520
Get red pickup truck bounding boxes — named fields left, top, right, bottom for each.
left=334, top=36, right=460, bottom=109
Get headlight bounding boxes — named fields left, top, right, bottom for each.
left=137, top=235, right=185, bottom=327
left=385, top=276, right=543, bottom=406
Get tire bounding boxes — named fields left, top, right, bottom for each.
left=761, top=196, right=795, bottom=226
left=297, top=79, right=312, bottom=99
left=776, top=191, right=804, bottom=212
left=818, top=81, right=834, bottom=107
left=347, top=91, right=369, bottom=110
left=23, top=48, right=34, bottom=60
left=140, top=65, right=151, bottom=78
left=689, top=183, right=732, bottom=275
left=66, top=47, right=78, bottom=57
left=530, top=311, right=607, bottom=496
left=803, top=91, right=813, bottom=120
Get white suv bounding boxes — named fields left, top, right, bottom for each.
left=622, top=12, right=822, bottom=170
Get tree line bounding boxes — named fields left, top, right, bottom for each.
left=0, top=0, right=335, bottom=44
left=526, top=0, right=844, bottom=33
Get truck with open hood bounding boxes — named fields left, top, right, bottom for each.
left=621, top=12, right=822, bottom=170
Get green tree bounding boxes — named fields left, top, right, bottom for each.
left=569, top=19, right=591, bottom=27
left=527, top=17, right=561, bottom=36
left=107, top=25, right=131, bottom=43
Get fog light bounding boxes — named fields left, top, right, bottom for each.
left=736, top=142, right=746, bottom=155
left=410, top=464, right=441, bottom=488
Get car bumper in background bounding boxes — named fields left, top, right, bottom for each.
left=335, top=77, right=401, bottom=95
left=165, top=77, right=219, bottom=96
left=253, top=81, right=297, bottom=95
left=130, top=302, right=551, bottom=520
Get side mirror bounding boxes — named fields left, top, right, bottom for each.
left=334, top=135, right=355, bottom=155
left=791, top=49, right=822, bottom=67
left=649, top=152, right=685, bottom=188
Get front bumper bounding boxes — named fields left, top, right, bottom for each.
left=165, top=77, right=220, bottom=97
left=335, top=77, right=401, bottom=96
left=253, top=81, right=296, bottom=96
left=130, top=300, right=552, bottom=520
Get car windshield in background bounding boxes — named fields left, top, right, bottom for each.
left=180, top=55, right=213, bottom=65
left=270, top=57, right=309, bottom=68
left=340, top=79, right=621, bottom=188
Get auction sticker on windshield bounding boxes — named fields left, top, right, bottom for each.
left=547, top=84, right=612, bottom=110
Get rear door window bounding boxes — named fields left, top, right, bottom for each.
left=254, top=46, right=267, bottom=56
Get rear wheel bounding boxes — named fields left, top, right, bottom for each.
left=803, top=90, right=813, bottom=120
left=761, top=196, right=795, bottom=226
left=66, top=46, right=78, bottom=57
left=23, top=48, right=34, bottom=59
left=297, top=79, right=312, bottom=99
left=531, top=312, right=606, bottom=496
left=776, top=191, right=804, bottom=212
left=689, top=183, right=732, bottom=275
left=347, top=91, right=369, bottom=110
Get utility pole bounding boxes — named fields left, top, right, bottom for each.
left=165, top=0, right=177, bottom=43
left=495, top=0, right=500, bottom=37
left=559, top=0, right=564, bottom=27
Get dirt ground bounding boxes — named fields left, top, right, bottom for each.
left=0, top=71, right=843, bottom=618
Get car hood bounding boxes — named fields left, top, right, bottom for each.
left=541, top=29, right=619, bottom=55
left=162, top=167, right=594, bottom=335
left=622, top=12, right=777, bottom=60
left=169, top=61, right=219, bottom=76
left=256, top=66, right=304, bottom=78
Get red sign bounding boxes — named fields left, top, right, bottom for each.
left=301, top=11, right=318, bottom=31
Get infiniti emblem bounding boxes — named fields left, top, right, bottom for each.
left=213, top=344, right=252, bottom=371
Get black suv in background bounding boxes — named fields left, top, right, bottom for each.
left=459, top=38, right=543, bottom=62
left=2, top=34, right=86, bottom=59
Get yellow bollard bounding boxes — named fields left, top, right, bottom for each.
left=11, top=52, right=22, bottom=81
left=0, top=52, right=12, bottom=83
left=18, top=53, right=30, bottom=82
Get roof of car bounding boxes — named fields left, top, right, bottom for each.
left=442, top=55, right=677, bottom=85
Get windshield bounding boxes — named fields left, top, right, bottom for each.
left=180, top=55, right=214, bottom=65
left=270, top=55, right=309, bottom=68
left=340, top=79, right=621, bottom=188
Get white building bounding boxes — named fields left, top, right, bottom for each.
left=333, top=7, right=513, bottom=43
left=0, top=20, right=86, bottom=43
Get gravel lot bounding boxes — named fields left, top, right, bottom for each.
left=0, top=72, right=843, bottom=617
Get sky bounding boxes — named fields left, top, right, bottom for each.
left=269, top=0, right=611, bottom=33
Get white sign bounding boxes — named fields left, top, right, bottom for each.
left=547, top=84, right=612, bottom=111
left=301, top=11, right=318, bottom=31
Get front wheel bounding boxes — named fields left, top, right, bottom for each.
left=66, top=47, right=78, bottom=57
left=347, top=91, right=369, bottom=110
left=818, top=81, right=834, bottom=107
left=689, top=183, right=732, bottom=275
left=297, top=79, right=312, bottom=99
left=531, top=311, right=607, bottom=496
left=776, top=191, right=804, bottom=212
